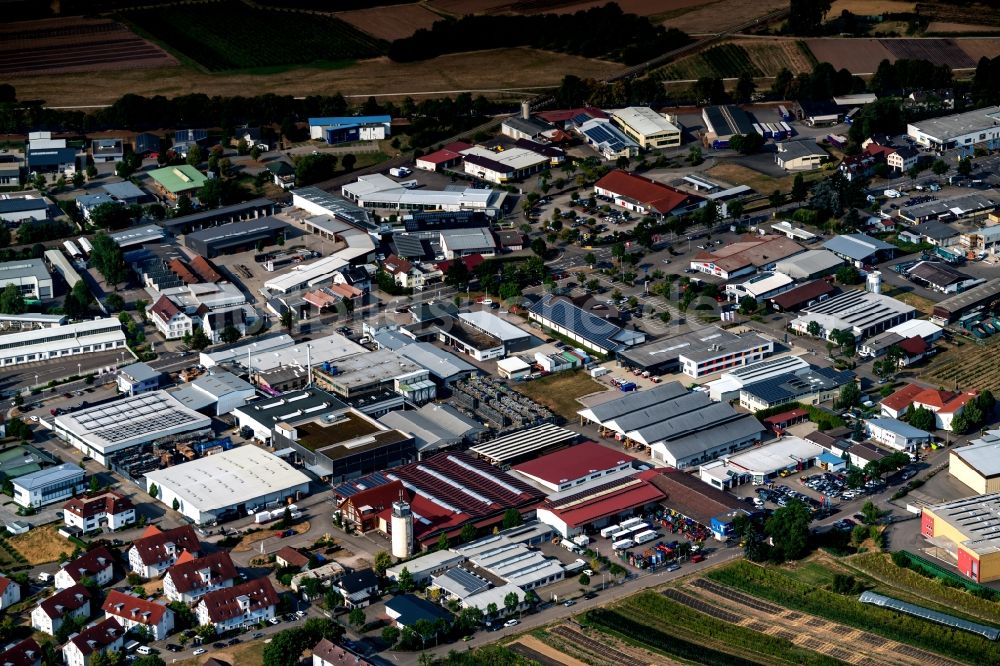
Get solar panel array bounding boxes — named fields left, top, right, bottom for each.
left=530, top=295, right=626, bottom=351
left=71, top=393, right=200, bottom=444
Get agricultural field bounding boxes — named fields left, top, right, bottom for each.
left=927, top=22, right=1000, bottom=33
left=336, top=4, right=443, bottom=41
left=512, top=370, right=608, bottom=421
left=917, top=1, right=1000, bottom=28
left=659, top=0, right=788, bottom=34
left=806, top=37, right=895, bottom=73
left=880, top=37, right=976, bottom=67
left=659, top=39, right=817, bottom=79
left=957, top=37, right=1000, bottom=62
left=828, top=0, right=916, bottom=14
left=706, top=162, right=824, bottom=195
left=741, top=40, right=818, bottom=75
left=920, top=336, right=1000, bottom=393
left=0, top=16, right=176, bottom=76
left=429, top=0, right=705, bottom=16
left=707, top=560, right=1000, bottom=666
left=7, top=47, right=626, bottom=107
left=121, top=0, right=384, bottom=71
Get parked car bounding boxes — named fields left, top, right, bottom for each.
left=504, top=619, right=519, bottom=628
left=192, top=649, right=206, bottom=656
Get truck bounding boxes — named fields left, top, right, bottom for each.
left=619, top=517, right=644, bottom=530
left=254, top=510, right=273, bottom=524
left=389, top=167, right=412, bottom=178
left=618, top=382, right=637, bottom=392
left=634, top=529, right=658, bottom=545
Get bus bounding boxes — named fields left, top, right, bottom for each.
left=611, top=529, right=631, bottom=542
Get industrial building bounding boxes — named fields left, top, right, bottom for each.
left=468, top=423, right=578, bottom=466
left=291, top=186, right=376, bottom=233
left=169, top=370, right=256, bottom=416
left=577, top=383, right=765, bottom=469
left=593, top=170, right=704, bottom=219
left=774, top=140, right=827, bottom=171
left=159, top=198, right=276, bottom=235
left=378, top=403, right=484, bottom=456
left=858, top=318, right=943, bottom=358
left=313, top=348, right=436, bottom=406
left=705, top=354, right=811, bottom=402
left=143, top=446, right=310, bottom=525
left=900, top=194, right=997, bottom=226
left=577, top=118, right=639, bottom=160
left=457, top=311, right=531, bottom=353
left=932, top=278, right=1000, bottom=324
left=691, top=235, right=805, bottom=280
left=769, top=280, right=839, bottom=312
left=511, top=442, right=637, bottom=494
left=342, top=174, right=507, bottom=216
left=699, top=436, right=825, bottom=486
left=738, top=365, right=855, bottom=412
left=333, top=452, right=544, bottom=550
left=907, top=105, right=1000, bottom=150
left=535, top=468, right=665, bottom=538
left=184, top=217, right=289, bottom=258
left=773, top=249, right=844, bottom=281
left=865, top=417, right=933, bottom=452
left=702, top=105, right=756, bottom=148
left=108, top=224, right=165, bottom=249
left=0, top=196, right=48, bottom=223
left=12, top=464, right=85, bottom=508
left=647, top=469, right=746, bottom=539
left=439, top=228, right=497, bottom=260
left=791, top=290, right=916, bottom=340
left=921, top=493, right=1000, bottom=582
left=609, top=107, right=682, bottom=149
left=823, top=233, right=896, bottom=266
left=53, top=391, right=213, bottom=466
left=460, top=145, right=551, bottom=184
left=529, top=294, right=645, bottom=355
left=395, top=343, right=477, bottom=387
left=0, top=259, right=52, bottom=300
left=725, top=272, right=795, bottom=303
left=147, top=165, right=207, bottom=198
left=618, top=326, right=773, bottom=378
left=308, top=116, right=391, bottom=143
left=0, top=317, right=126, bottom=369
left=950, top=430, right=1000, bottom=494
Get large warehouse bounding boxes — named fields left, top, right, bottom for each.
left=618, top=326, right=774, bottom=378
left=184, top=218, right=289, bottom=258
left=53, top=391, right=213, bottom=466
left=577, top=382, right=765, bottom=469
left=950, top=431, right=1000, bottom=495
left=143, top=446, right=311, bottom=525
left=0, top=259, right=53, bottom=300
left=702, top=105, right=756, bottom=148
left=528, top=294, right=646, bottom=355
left=609, top=107, right=682, bottom=149
left=907, top=105, right=1000, bottom=150
left=791, top=290, right=915, bottom=341
left=931, top=278, right=1000, bottom=324
left=921, top=493, right=1000, bottom=583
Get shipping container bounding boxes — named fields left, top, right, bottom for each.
left=590, top=367, right=610, bottom=378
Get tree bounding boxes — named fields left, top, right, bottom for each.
left=220, top=325, right=241, bottom=344
left=738, top=296, right=758, bottom=315
left=188, top=328, right=211, bottom=351
left=381, top=626, right=400, bottom=645
left=861, top=500, right=881, bottom=525
left=104, top=293, right=125, bottom=312
left=72, top=172, right=85, bottom=188
left=88, top=475, right=101, bottom=493
left=728, top=200, right=745, bottom=220
left=729, top=133, right=765, bottom=154
left=89, top=202, right=131, bottom=230
left=530, top=237, right=547, bottom=258
left=460, top=523, right=477, bottom=543
left=295, top=153, right=337, bottom=186
left=174, top=194, right=194, bottom=217
left=502, top=508, right=523, bottom=529
left=807, top=320, right=821, bottom=337
left=185, top=144, right=203, bottom=167
left=90, top=233, right=128, bottom=288
left=348, top=607, right=366, bottom=630
left=735, top=71, right=756, bottom=102
left=791, top=173, right=809, bottom=202
left=765, top=498, right=812, bottom=562
left=0, top=283, right=25, bottom=315
left=148, top=483, right=158, bottom=499
left=838, top=382, right=862, bottom=409
left=789, top=0, right=832, bottom=35
left=172, top=498, right=180, bottom=511
left=769, top=190, right=785, bottom=208
left=342, top=154, right=357, bottom=172
left=957, top=157, right=973, bottom=177
left=584, top=252, right=596, bottom=267
left=931, top=159, right=948, bottom=176
left=280, top=310, right=295, bottom=331
left=436, top=533, right=449, bottom=551
left=397, top=567, right=414, bottom=592
left=835, top=265, right=861, bottom=284
left=503, top=590, right=519, bottom=616
left=578, top=573, right=590, bottom=586
left=444, top=259, right=471, bottom=288
left=908, top=405, right=936, bottom=432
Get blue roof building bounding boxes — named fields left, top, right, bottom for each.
left=308, top=116, right=392, bottom=145
left=529, top=294, right=645, bottom=356
left=11, top=463, right=85, bottom=508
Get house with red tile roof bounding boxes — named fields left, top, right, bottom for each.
left=880, top=382, right=979, bottom=431
left=63, top=491, right=136, bottom=532
left=146, top=295, right=192, bottom=340
left=55, top=546, right=115, bottom=591
left=0, top=574, right=21, bottom=610
left=312, top=638, right=373, bottom=666
left=30, top=584, right=91, bottom=635
left=102, top=590, right=174, bottom=640
left=127, top=525, right=201, bottom=578
left=594, top=170, right=705, bottom=220
left=274, top=546, right=309, bottom=571
left=62, top=618, right=124, bottom=666
left=0, top=638, right=41, bottom=666
left=163, top=550, right=239, bottom=604
left=195, top=578, right=279, bottom=634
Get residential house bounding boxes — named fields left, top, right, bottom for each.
left=274, top=547, right=309, bottom=571
left=0, top=638, right=41, bottom=666
left=127, top=525, right=201, bottom=578
left=61, top=618, right=123, bottom=666
left=101, top=590, right=174, bottom=640
left=31, top=584, right=91, bottom=636
left=232, top=127, right=271, bottom=152
left=198, top=305, right=257, bottom=344
left=90, top=139, right=124, bottom=165
left=195, top=578, right=279, bottom=634
left=880, top=383, right=979, bottom=432
left=63, top=491, right=136, bottom=533
left=0, top=574, right=21, bottom=610
left=333, top=568, right=379, bottom=609
left=312, top=639, right=372, bottom=666
left=888, top=146, right=919, bottom=173
left=899, top=223, right=960, bottom=248
left=163, top=551, right=238, bottom=604
left=269, top=162, right=295, bottom=190
left=55, top=547, right=115, bottom=591
left=115, top=363, right=160, bottom=396
left=866, top=417, right=933, bottom=452
left=147, top=295, right=193, bottom=340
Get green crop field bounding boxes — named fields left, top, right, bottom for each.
left=121, top=0, right=384, bottom=72
left=659, top=43, right=761, bottom=80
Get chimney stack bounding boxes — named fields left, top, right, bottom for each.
left=521, top=101, right=530, bottom=120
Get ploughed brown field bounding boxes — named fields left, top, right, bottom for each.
left=336, top=3, right=443, bottom=41
left=0, top=16, right=176, bottom=76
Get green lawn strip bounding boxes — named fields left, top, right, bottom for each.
left=583, top=606, right=765, bottom=666
left=844, top=553, right=1000, bottom=624
left=614, top=592, right=846, bottom=666
left=707, top=561, right=1000, bottom=666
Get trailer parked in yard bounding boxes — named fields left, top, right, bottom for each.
left=612, top=538, right=634, bottom=551
left=634, top=529, right=658, bottom=544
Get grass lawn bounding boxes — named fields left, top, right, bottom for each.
left=9, top=524, right=70, bottom=565
left=513, top=371, right=609, bottom=420
left=706, top=162, right=825, bottom=195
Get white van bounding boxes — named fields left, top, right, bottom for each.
left=136, top=646, right=152, bottom=655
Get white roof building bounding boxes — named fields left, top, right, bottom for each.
left=609, top=107, right=682, bottom=149
left=439, top=228, right=497, bottom=260
left=143, top=446, right=311, bottom=525
left=457, top=311, right=531, bottom=348
left=705, top=355, right=811, bottom=402
left=0, top=318, right=126, bottom=369
left=53, top=391, right=212, bottom=465
left=725, top=271, right=795, bottom=302
left=702, top=436, right=825, bottom=484
left=200, top=334, right=294, bottom=368
left=264, top=256, right=350, bottom=295
left=342, top=174, right=505, bottom=214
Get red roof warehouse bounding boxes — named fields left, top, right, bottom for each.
left=511, top=442, right=637, bottom=493
left=594, top=170, right=704, bottom=218
left=334, top=451, right=544, bottom=549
